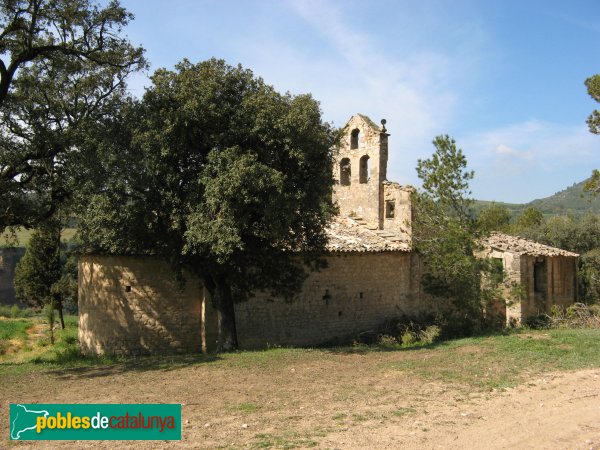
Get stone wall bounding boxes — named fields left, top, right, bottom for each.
left=382, top=182, right=413, bottom=241
left=80, top=252, right=435, bottom=354
left=78, top=256, right=203, bottom=355
left=520, top=255, right=577, bottom=319
left=482, top=249, right=577, bottom=324
left=217, top=252, right=434, bottom=350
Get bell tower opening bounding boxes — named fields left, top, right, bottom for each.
left=359, top=155, right=370, bottom=184
left=340, top=158, right=351, bottom=186
left=350, top=128, right=360, bottom=150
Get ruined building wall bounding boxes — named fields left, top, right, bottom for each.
left=382, top=182, right=413, bottom=242
left=78, top=256, right=203, bottom=355
left=480, top=249, right=578, bottom=324
left=520, top=255, right=577, bottom=319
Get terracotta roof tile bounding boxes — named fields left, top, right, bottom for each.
left=480, top=232, right=579, bottom=257
left=325, top=216, right=410, bottom=252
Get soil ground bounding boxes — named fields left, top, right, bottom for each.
left=1, top=348, right=599, bottom=449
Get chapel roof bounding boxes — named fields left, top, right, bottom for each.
left=325, top=216, right=410, bottom=253
left=481, top=232, right=579, bottom=258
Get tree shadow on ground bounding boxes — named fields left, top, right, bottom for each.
left=45, top=351, right=221, bottom=380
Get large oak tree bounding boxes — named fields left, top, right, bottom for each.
left=77, top=59, right=337, bottom=352
left=0, top=0, right=145, bottom=230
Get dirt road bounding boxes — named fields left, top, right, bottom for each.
left=2, top=353, right=599, bottom=449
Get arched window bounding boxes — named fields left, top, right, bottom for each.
left=340, top=158, right=351, bottom=186
left=350, top=128, right=360, bottom=149
left=359, top=155, right=370, bottom=183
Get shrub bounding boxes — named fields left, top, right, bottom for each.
left=377, top=334, right=399, bottom=347
left=420, top=325, right=441, bottom=345
left=0, top=305, right=11, bottom=318
left=400, top=330, right=417, bottom=347
left=544, top=303, right=600, bottom=329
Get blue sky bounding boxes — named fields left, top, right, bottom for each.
left=120, top=0, right=600, bottom=203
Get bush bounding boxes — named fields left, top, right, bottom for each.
left=543, top=303, right=600, bottom=329
left=420, top=325, right=441, bottom=344
left=0, top=305, right=11, bottom=317
left=400, top=330, right=416, bottom=346
left=0, top=304, right=35, bottom=318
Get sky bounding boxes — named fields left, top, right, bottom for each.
left=119, top=0, right=600, bottom=203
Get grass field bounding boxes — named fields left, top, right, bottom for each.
left=1, top=316, right=600, bottom=389
left=0, top=227, right=77, bottom=248
left=1, top=319, right=600, bottom=448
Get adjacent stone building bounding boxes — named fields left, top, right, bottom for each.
left=478, top=232, right=579, bottom=325
left=78, top=114, right=579, bottom=355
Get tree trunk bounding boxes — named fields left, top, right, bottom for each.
left=213, top=274, right=238, bottom=352
left=57, top=298, right=65, bottom=329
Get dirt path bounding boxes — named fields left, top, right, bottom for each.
left=1, top=355, right=599, bottom=449
left=322, top=368, right=600, bottom=449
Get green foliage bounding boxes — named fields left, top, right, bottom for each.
left=14, top=221, right=61, bottom=308
left=13, top=219, right=77, bottom=324
left=586, top=75, right=600, bottom=135
left=0, top=318, right=30, bottom=340
left=545, top=303, right=600, bottom=329
left=0, top=0, right=146, bottom=230
left=511, top=213, right=600, bottom=304
left=413, top=135, right=490, bottom=331
left=585, top=75, right=600, bottom=194
left=579, top=249, right=600, bottom=304
left=0, top=305, right=34, bottom=318
left=513, top=206, right=544, bottom=232
left=474, top=178, right=600, bottom=217
left=77, top=58, right=337, bottom=351
left=518, top=213, right=600, bottom=255
left=477, top=203, right=511, bottom=232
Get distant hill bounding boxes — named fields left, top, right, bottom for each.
left=474, top=179, right=600, bottom=218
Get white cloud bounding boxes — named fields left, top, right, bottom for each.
left=232, top=0, right=485, bottom=187
left=462, top=121, right=600, bottom=202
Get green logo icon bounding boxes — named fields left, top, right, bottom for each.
left=9, top=404, right=181, bottom=440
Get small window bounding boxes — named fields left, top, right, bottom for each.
left=359, top=155, right=370, bottom=183
left=385, top=201, right=395, bottom=218
left=350, top=128, right=360, bottom=149
left=340, top=158, right=351, bottom=186
left=534, top=260, right=547, bottom=294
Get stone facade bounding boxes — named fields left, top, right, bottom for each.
left=223, top=252, right=433, bottom=349
left=78, top=114, right=579, bottom=354
left=78, top=256, right=204, bottom=355
left=478, top=233, right=579, bottom=324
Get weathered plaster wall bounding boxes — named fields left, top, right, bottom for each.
left=78, top=256, right=203, bottom=355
